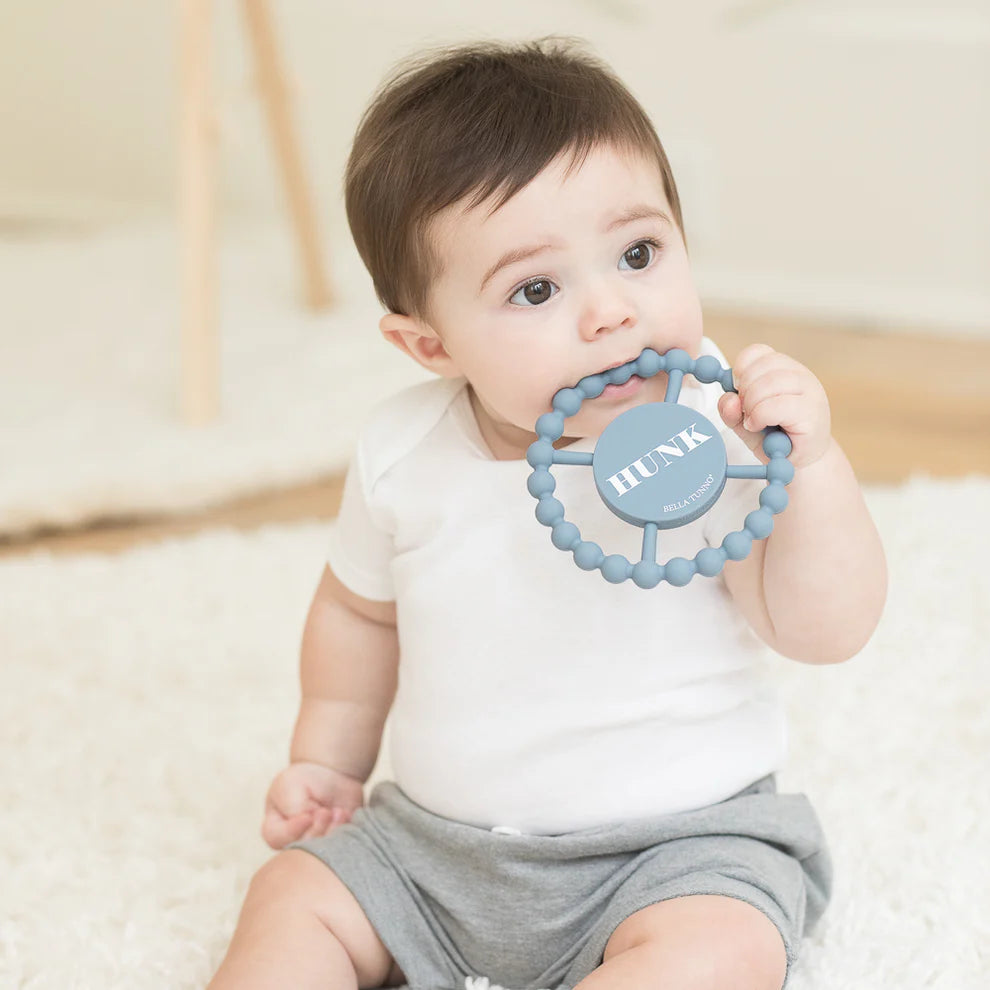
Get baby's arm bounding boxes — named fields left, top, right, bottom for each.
left=292, top=563, right=398, bottom=776
left=717, top=345, right=887, bottom=664
left=261, top=564, right=398, bottom=848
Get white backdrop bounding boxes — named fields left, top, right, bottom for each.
left=1, top=0, right=988, bottom=335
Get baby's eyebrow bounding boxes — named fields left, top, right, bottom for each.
left=480, top=242, right=561, bottom=294
left=607, top=204, right=672, bottom=231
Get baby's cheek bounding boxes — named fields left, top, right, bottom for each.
left=489, top=386, right=552, bottom=438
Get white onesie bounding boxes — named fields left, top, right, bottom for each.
left=328, top=337, right=787, bottom=835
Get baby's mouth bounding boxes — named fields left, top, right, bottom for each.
left=599, top=353, right=643, bottom=377
left=593, top=352, right=649, bottom=401
left=599, top=373, right=645, bottom=401
left=548, top=350, right=661, bottom=414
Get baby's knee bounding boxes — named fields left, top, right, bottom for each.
left=603, top=895, right=787, bottom=990
left=246, top=850, right=398, bottom=987
left=247, top=849, right=326, bottom=906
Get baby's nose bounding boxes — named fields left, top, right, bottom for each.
left=578, top=280, right=637, bottom=339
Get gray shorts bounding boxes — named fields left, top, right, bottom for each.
left=291, top=776, right=831, bottom=990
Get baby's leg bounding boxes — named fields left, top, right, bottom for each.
left=577, top=894, right=787, bottom=990
left=207, top=849, right=404, bottom=990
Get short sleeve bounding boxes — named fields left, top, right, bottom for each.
left=327, top=443, right=397, bottom=602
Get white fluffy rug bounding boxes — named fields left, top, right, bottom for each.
left=0, top=220, right=430, bottom=537
left=1, top=476, right=988, bottom=989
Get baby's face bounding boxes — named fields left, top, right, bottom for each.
left=424, top=144, right=705, bottom=459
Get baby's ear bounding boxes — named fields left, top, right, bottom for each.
left=379, top=313, right=461, bottom=378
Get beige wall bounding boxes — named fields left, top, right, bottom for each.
left=1, top=0, right=987, bottom=335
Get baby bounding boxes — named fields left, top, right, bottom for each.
left=207, top=38, right=887, bottom=990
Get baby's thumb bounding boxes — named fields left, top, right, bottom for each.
left=717, top=392, right=761, bottom=457
left=718, top=390, right=744, bottom=428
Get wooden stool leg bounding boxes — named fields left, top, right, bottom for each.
left=178, top=0, right=220, bottom=425
left=241, top=0, right=333, bottom=310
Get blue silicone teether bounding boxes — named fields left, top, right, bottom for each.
left=526, top=347, right=794, bottom=588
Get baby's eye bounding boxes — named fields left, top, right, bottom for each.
left=509, top=278, right=558, bottom=307
left=619, top=240, right=657, bottom=271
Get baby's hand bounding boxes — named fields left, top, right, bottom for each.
left=261, top=761, right=365, bottom=850
left=716, top=344, right=831, bottom=470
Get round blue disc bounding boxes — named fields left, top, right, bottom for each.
left=592, top=403, right=728, bottom=529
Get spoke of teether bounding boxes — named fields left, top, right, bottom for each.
left=726, top=465, right=769, bottom=479
left=641, top=522, right=658, bottom=564
left=552, top=451, right=594, bottom=466
left=664, top=369, right=683, bottom=403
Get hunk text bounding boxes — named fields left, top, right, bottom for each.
left=605, top=423, right=712, bottom=497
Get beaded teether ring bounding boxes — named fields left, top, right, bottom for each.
left=525, top=347, right=795, bottom=588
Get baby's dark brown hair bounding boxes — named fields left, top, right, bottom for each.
left=345, top=37, right=684, bottom=321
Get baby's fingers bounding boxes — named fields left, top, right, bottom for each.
left=300, top=807, right=333, bottom=839
left=261, top=809, right=313, bottom=850
left=301, top=807, right=352, bottom=840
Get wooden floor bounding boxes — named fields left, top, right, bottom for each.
left=2, top=309, right=988, bottom=560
